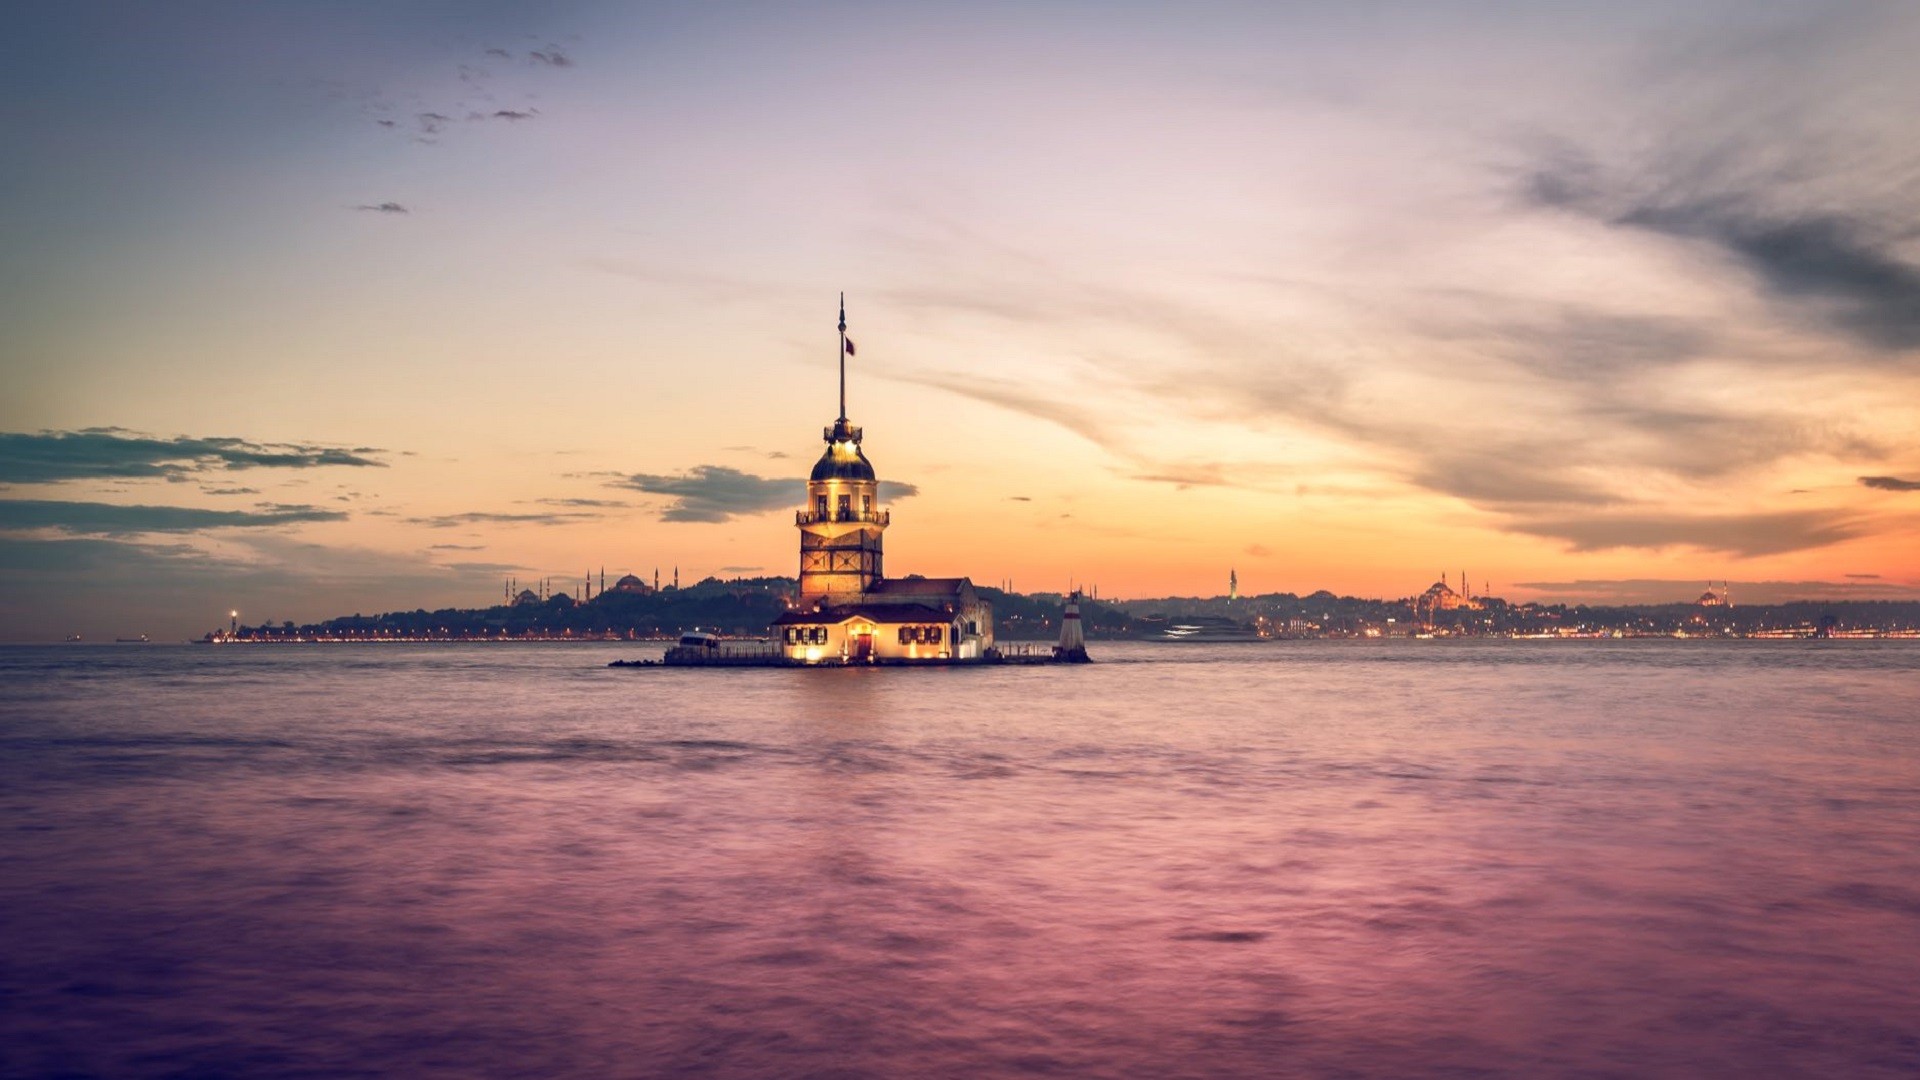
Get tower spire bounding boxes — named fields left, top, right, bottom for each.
left=838, top=292, right=848, bottom=422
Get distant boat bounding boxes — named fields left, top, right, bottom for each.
left=1152, top=616, right=1262, bottom=642
left=64, top=633, right=82, bottom=642
left=115, top=635, right=150, bottom=643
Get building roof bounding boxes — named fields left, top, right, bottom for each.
left=773, top=602, right=954, bottom=626
left=869, top=577, right=970, bottom=597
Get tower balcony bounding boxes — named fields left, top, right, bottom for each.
left=797, top=508, right=889, bottom=527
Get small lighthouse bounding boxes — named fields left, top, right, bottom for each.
left=1054, top=590, right=1091, bottom=663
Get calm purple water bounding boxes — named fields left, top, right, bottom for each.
left=2, top=641, right=1918, bottom=1078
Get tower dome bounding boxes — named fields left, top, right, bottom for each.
left=810, top=418, right=876, bottom=482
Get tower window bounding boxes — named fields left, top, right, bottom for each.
left=862, top=494, right=872, bottom=512
left=816, top=495, right=828, bottom=516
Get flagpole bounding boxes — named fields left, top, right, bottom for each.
left=837, top=292, right=847, bottom=422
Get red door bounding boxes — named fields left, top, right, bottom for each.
left=851, top=632, right=873, bottom=662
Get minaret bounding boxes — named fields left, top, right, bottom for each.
left=796, top=294, right=887, bottom=606
left=1229, top=568, right=1238, bottom=601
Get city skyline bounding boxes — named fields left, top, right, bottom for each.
left=5, top=2, right=1920, bottom=641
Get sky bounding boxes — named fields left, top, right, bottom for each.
left=3, top=1, right=1919, bottom=640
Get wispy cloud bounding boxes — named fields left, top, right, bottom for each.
left=404, top=510, right=598, bottom=529
left=0, top=430, right=386, bottom=484
left=1510, top=510, right=1863, bottom=557
left=892, top=372, right=1126, bottom=454
left=1514, top=577, right=1920, bottom=604
left=534, top=497, right=629, bottom=508
left=354, top=202, right=409, bottom=214
left=0, top=500, right=346, bottom=536
left=1527, top=167, right=1920, bottom=351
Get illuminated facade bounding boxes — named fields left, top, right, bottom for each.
left=773, top=299, right=995, bottom=663
left=796, top=416, right=887, bottom=604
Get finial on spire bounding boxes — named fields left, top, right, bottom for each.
left=837, top=293, right=848, bottom=421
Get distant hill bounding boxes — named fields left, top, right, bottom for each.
left=226, top=579, right=1920, bottom=641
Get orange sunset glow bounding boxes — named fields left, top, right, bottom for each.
left=4, top=4, right=1919, bottom=640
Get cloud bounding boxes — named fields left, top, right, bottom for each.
left=354, top=202, right=409, bottom=214
left=440, top=561, right=523, bottom=574
left=878, top=481, right=919, bottom=500
left=614, top=465, right=799, bottom=523
left=201, top=487, right=259, bottom=496
left=1245, top=544, right=1272, bottom=558
left=1625, top=207, right=1920, bottom=351
left=716, top=565, right=762, bottom=574
left=404, top=511, right=597, bottom=529
left=534, top=497, right=629, bottom=508
left=1861, top=475, right=1920, bottom=491
left=529, top=48, right=573, bottom=67
left=485, top=47, right=512, bottom=59
left=0, top=500, right=346, bottom=536
left=894, top=372, right=1125, bottom=454
left=1008, top=495, right=1032, bottom=501
left=888, top=245, right=1907, bottom=560
left=0, top=430, right=386, bottom=484
left=1845, top=573, right=1882, bottom=579
left=1522, top=127, right=1920, bottom=353
left=1130, top=465, right=1235, bottom=490
left=492, top=109, right=535, bottom=121
left=1510, top=510, right=1863, bottom=557
left=429, top=543, right=485, bottom=551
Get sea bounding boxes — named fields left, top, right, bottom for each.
left=2, top=640, right=1917, bottom=1079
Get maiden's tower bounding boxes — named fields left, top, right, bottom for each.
left=768, top=298, right=994, bottom=663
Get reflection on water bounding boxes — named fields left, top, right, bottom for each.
left=2, top=641, right=1918, bottom=1078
